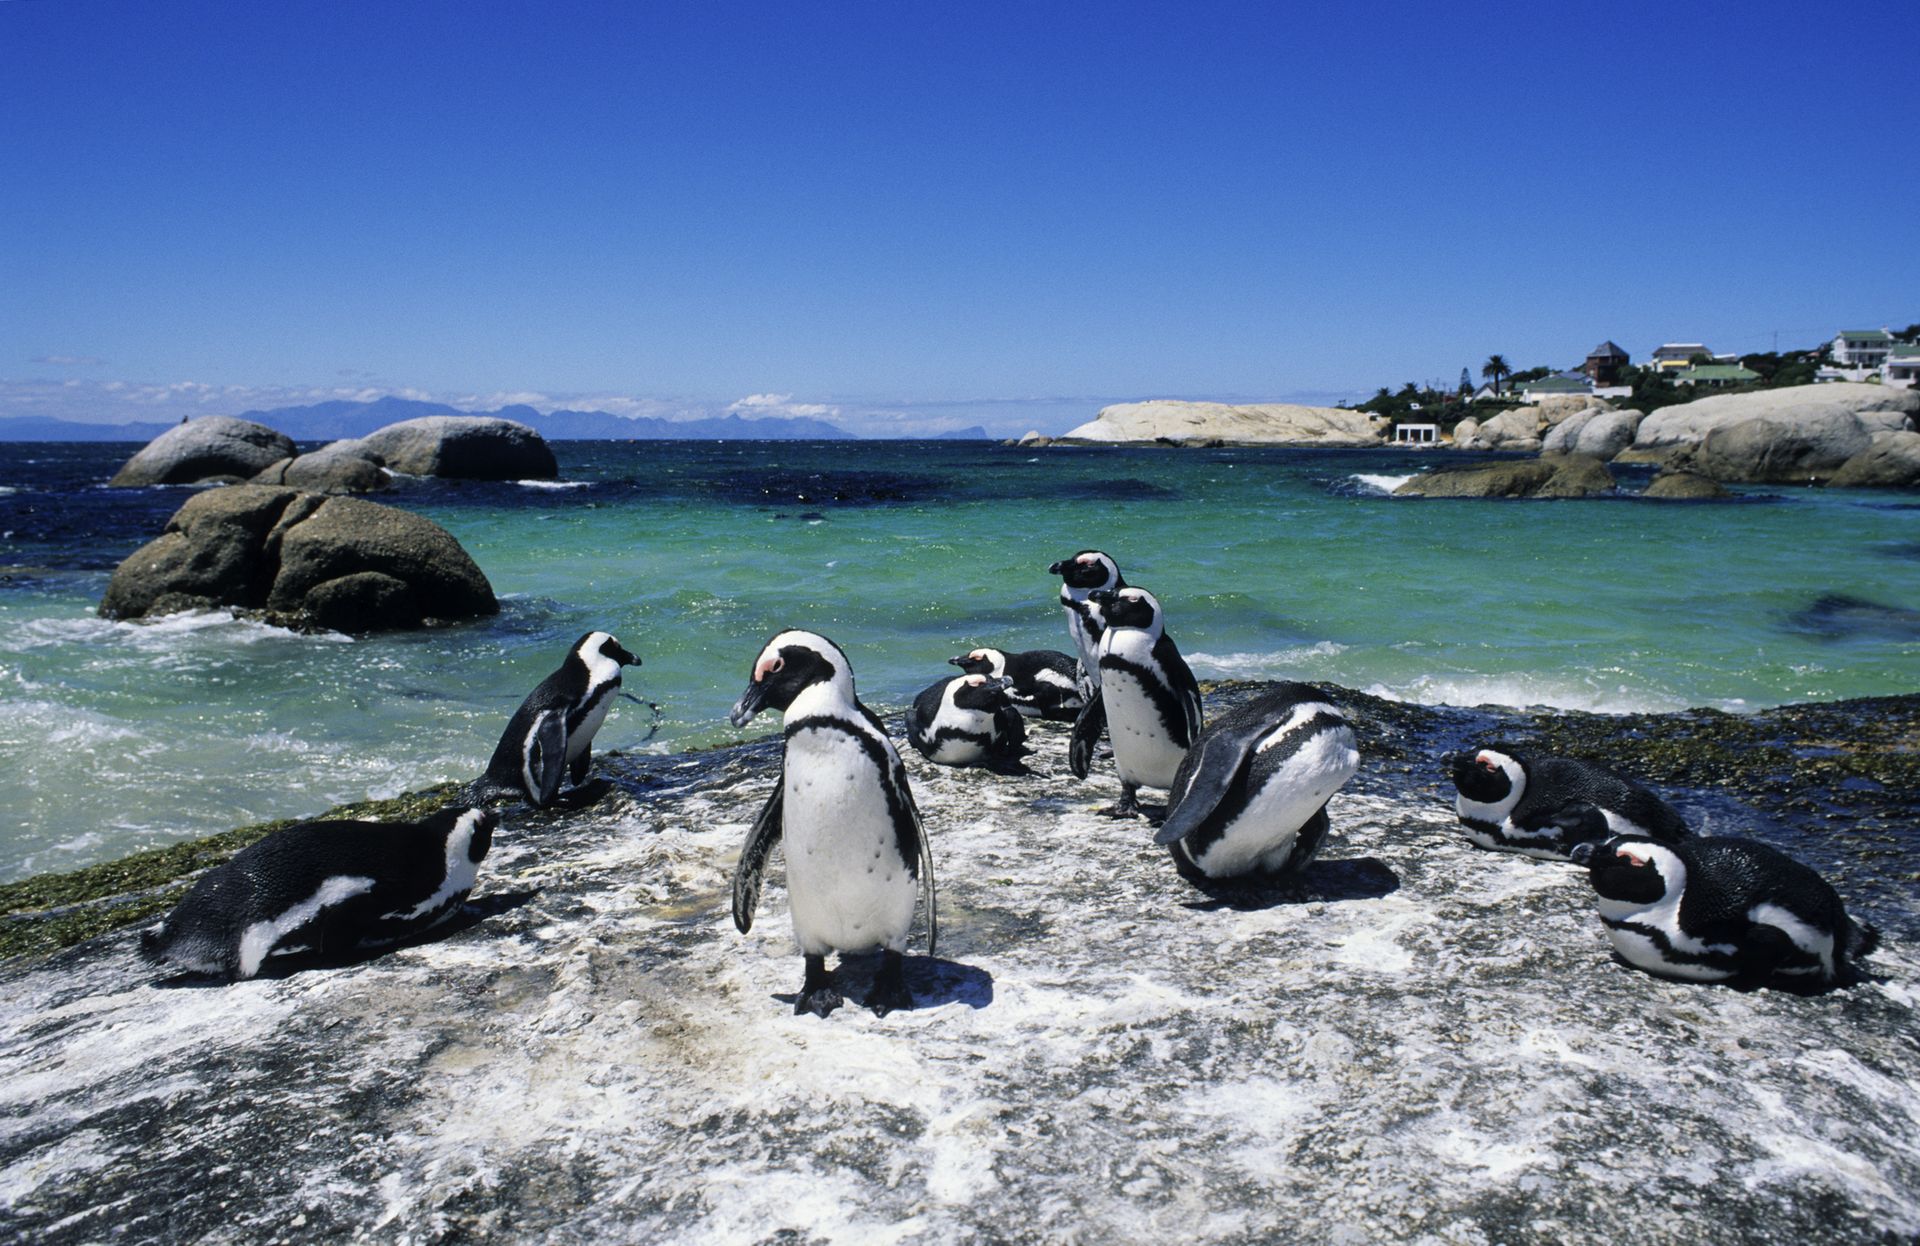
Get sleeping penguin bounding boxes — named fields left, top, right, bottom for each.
left=481, top=630, right=638, bottom=807
left=1445, top=745, right=1690, bottom=860
left=1571, top=832, right=1880, bottom=992
left=949, top=647, right=1085, bottom=721
left=1074, top=586, right=1204, bottom=817
left=728, top=630, right=937, bottom=1017
left=139, top=807, right=497, bottom=982
left=905, top=673, right=1028, bottom=769
left=1155, top=684, right=1360, bottom=881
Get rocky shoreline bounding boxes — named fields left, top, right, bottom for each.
left=2, top=683, right=1916, bottom=1242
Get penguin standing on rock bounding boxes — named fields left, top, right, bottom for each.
left=729, top=630, right=936, bottom=1017
left=1571, top=833, right=1880, bottom=992
left=906, top=673, right=1028, bottom=769
left=949, top=648, right=1085, bottom=721
left=139, top=807, right=498, bottom=982
left=481, top=630, right=638, bottom=808
left=1444, top=746, right=1690, bottom=861
left=1073, top=587, right=1204, bottom=817
left=1156, top=684, right=1360, bottom=881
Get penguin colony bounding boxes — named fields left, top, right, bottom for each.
left=140, top=548, right=1882, bottom=1008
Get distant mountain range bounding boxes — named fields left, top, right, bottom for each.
left=0, top=396, right=860, bottom=441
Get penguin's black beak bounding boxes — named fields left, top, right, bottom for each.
left=1088, top=589, right=1117, bottom=606
left=614, top=644, right=640, bottom=667
left=1568, top=842, right=1597, bottom=867
left=728, top=680, right=771, bottom=728
left=948, top=655, right=969, bottom=668
left=1047, top=559, right=1067, bottom=575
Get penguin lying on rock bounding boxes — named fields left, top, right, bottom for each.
left=906, top=673, right=1028, bottom=770
left=481, top=630, right=638, bottom=808
left=1157, top=684, right=1359, bottom=881
left=1571, top=832, right=1879, bottom=992
left=1073, top=586, right=1204, bottom=817
left=949, top=647, right=1085, bottom=721
left=729, top=630, right=937, bottom=1018
left=1444, top=745, right=1690, bottom=861
left=139, top=807, right=498, bottom=982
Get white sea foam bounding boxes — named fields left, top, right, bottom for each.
left=8, top=609, right=350, bottom=652
left=1349, top=473, right=1415, bottom=494
left=1360, top=672, right=1735, bottom=715
left=1186, top=642, right=1347, bottom=678
left=516, top=479, right=591, bottom=490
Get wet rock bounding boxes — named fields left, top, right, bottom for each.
left=1828, top=431, right=1920, bottom=489
left=107, top=417, right=298, bottom=487
left=98, top=486, right=496, bottom=631
left=0, top=686, right=1914, bottom=1241
left=1693, top=413, right=1877, bottom=484
left=1394, top=453, right=1615, bottom=498
left=250, top=439, right=391, bottom=494
left=359, top=415, right=558, bottom=480
left=1643, top=470, right=1730, bottom=499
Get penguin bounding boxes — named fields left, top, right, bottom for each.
left=139, top=807, right=498, bottom=982
left=1155, top=683, right=1360, bottom=881
left=949, top=647, right=1085, bottom=721
left=1570, top=832, right=1880, bottom=992
left=1047, top=550, right=1125, bottom=691
left=481, top=630, right=638, bottom=807
left=905, top=673, right=1028, bottom=769
left=728, top=630, right=937, bottom=1017
left=1073, top=586, right=1204, bottom=816
left=1444, top=745, right=1690, bottom=861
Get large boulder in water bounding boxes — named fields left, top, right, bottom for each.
left=1691, top=412, right=1879, bottom=484
left=1063, top=400, right=1383, bottom=445
left=1642, top=469, right=1729, bottom=499
left=107, top=417, right=297, bottom=487
left=1394, top=453, right=1615, bottom=498
left=1632, top=382, right=1918, bottom=449
left=1542, top=408, right=1644, bottom=460
left=1827, top=431, right=1920, bottom=489
left=99, top=485, right=495, bottom=631
left=358, top=415, right=557, bottom=480
left=250, top=439, right=391, bottom=494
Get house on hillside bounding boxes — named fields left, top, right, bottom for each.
left=1516, top=372, right=1594, bottom=402
left=1582, top=341, right=1629, bottom=385
left=1649, top=343, right=1709, bottom=373
left=1884, top=341, right=1920, bottom=390
left=1674, top=363, right=1761, bottom=388
left=1833, top=328, right=1896, bottom=369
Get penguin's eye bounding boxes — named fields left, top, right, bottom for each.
left=1478, top=759, right=1497, bottom=772
left=754, top=654, right=785, bottom=681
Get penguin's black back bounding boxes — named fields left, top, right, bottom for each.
left=1673, top=837, right=1848, bottom=944
left=1005, top=649, right=1079, bottom=685
left=482, top=656, right=588, bottom=787
left=1515, top=756, right=1690, bottom=843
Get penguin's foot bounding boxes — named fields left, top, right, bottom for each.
left=867, top=950, right=913, bottom=1017
left=795, top=955, right=842, bottom=1018
left=1100, top=787, right=1142, bottom=819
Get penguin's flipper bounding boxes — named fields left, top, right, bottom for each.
left=524, top=711, right=568, bottom=808
left=1731, top=924, right=1794, bottom=991
left=568, top=746, right=591, bottom=786
left=1068, top=691, right=1106, bottom=779
left=732, top=774, right=785, bottom=935
left=915, top=811, right=938, bottom=959
left=1153, top=725, right=1245, bottom=845
left=994, top=705, right=1027, bottom=755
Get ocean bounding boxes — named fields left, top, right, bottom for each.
left=2, top=439, right=1917, bottom=882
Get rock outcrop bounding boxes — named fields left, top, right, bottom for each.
left=1064, top=401, right=1382, bottom=446
left=98, top=485, right=496, bottom=631
left=1541, top=409, right=1644, bottom=460
left=1827, top=431, right=1920, bottom=489
left=1643, top=469, right=1730, bottom=499
left=1690, top=412, right=1880, bottom=484
left=1, top=686, right=1915, bottom=1242
left=250, top=439, right=391, bottom=494
left=359, top=415, right=558, bottom=480
left=1394, top=453, right=1615, bottom=499
left=1632, top=383, right=1918, bottom=449
left=107, top=417, right=298, bottom=487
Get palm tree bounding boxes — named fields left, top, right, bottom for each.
left=1481, top=354, right=1511, bottom=396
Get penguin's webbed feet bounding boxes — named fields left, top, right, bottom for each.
left=1099, top=787, right=1142, bottom=819
left=867, top=950, right=913, bottom=1017
left=795, top=954, right=843, bottom=1018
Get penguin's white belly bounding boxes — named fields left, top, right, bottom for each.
left=783, top=731, right=916, bottom=956
left=1597, top=895, right=1738, bottom=980
left=926, top=706, right=995, bottom=765
left=1192, top=729, right=1359, bottom=877
left=1102, top=672, right=1186, bottom=790
left=567, top=693, right=613, bottom=763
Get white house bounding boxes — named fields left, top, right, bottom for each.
left=1832, top=328, right=1896, bottom=369
left=1649, top=343, right=1709, bottom=373
left=1885, top=341, right=1920, bottom=391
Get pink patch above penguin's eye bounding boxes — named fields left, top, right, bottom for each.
left=754, top=654, right=784, bottom=682
left=1617, top=846, right=1651, bottom=867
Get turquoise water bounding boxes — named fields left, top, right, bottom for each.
left=3, top=440, right=1918, bottom=880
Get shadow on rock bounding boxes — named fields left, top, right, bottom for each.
left=150, top=889, right=542, bottom=988
left=773, top=952, right=995, bottom=1014
left=1179, top=855, right=1400, bottom=911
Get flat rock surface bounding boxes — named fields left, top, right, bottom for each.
left=1635, top=383, right=1918, bottom=449
left=2, top=686, right=1917, bottom=1244
left=1066, top=401, right=1383, bottom=445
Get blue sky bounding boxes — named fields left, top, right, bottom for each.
left=3, top=0, right=1915, bottom=435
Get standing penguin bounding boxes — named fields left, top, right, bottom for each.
left=1074, top=587, right=1204, bottom=816
left=1445, top=746, right=1690, bottom=861
left=139, top=807, right=498, bottom=981
left=1570, top=833, right=1880, bottom=992
left=482, top=630, right=638, bottom=807
left=949, top=647, right=1085, bottom=721
left=729, top=630, right=937, bottom=1017
left=1047, top=550, right=1125, bottom=691
left=906, top=673, right=1028, bottom=769
left=1155, top=684, right=1360, bottom=881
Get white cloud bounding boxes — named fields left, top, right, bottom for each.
left=30, top=354, right=106, bottom=366
left=728, top=392, right=841, bottom=419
